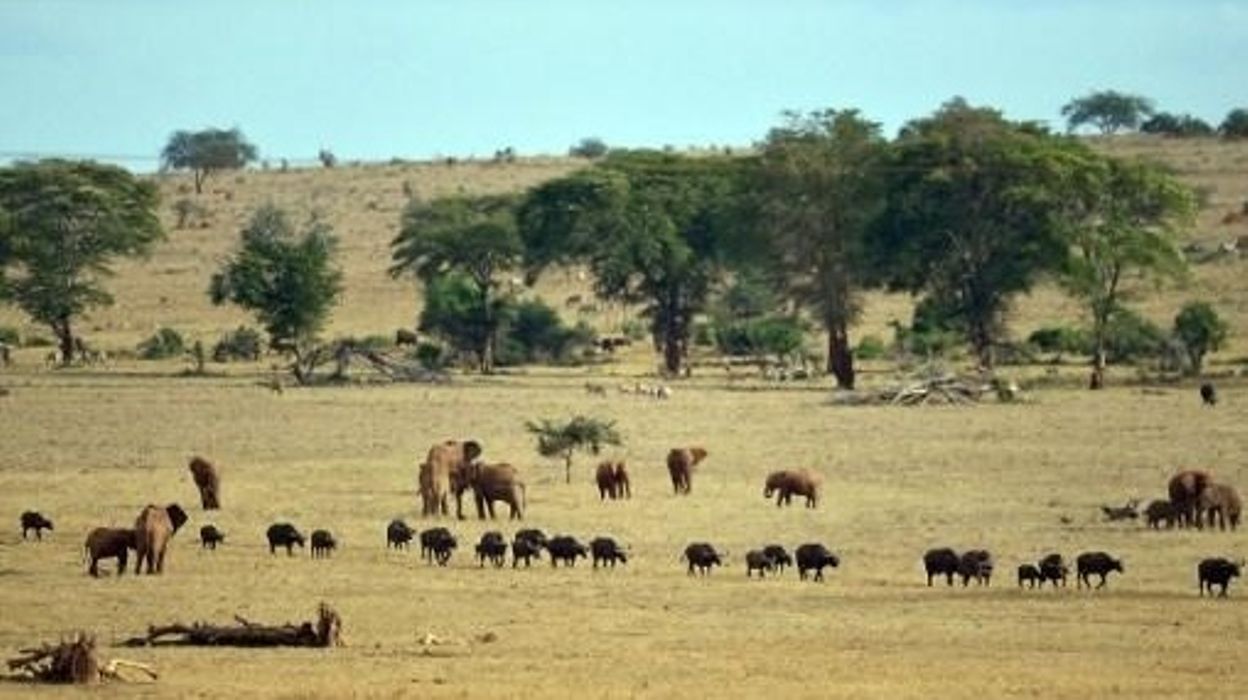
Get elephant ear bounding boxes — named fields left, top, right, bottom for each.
left=166, top=504, right=189, bottom=533
left=463, top=440, right=483, bottom=463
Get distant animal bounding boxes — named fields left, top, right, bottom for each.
left=1038, top=553, right=1068, bottom=588
left=419, top=527, right=457, bottom=566
left=20, top=511, right=53, bottom=540
left=417, top=440, right=484, bottom=519
left=684, top=542, right=723, bottom=576
left=1100, top=499, right=1140, bottom=521
left=667, top=447, right=709, bottom=495
left=596, top=460, right=631, bottom=500
left=655, top=385, right=672, bottom=400
left=462, top=462, right=526, bottom=520
left=958, top=550, right=994, bottom=586
left=547, top=535, right=588, bottom=567
left=475, top=531, right=507, bottom=568
left=187, top=456, right=221, bottom=510
left=1200, top=382, right=1217, bottom=407
left=1198, top=557, right=1242, bottom=597
left=1198, top=482, right=1242, bottom=531
left=585, top=382, right=608, bottom=396
left=1076, top=551, right=1123, bottom=589
left=564, top=294, right=584, bottom=308
left=84, top=527, right=136, bottom=577
left=199, top=525, right=225, bottom=550
left=395, top=328, right=419, bottom=346
left=923, top=548, right=960, bottom=587
left=745, top=550, right=775, bottom=578
left=511, top=534, right=545, bottom=568
left=310, top=529, right=337, bottom=558
left=762, top=545, right=792, bottom=573
left=763, top=469, right=822, bottom=508
left=266, top=522, right=306, bottom=555
left=589, top=536, right=628, bottom=569
left=795, top=543, right=840, bottom=582
left=1017, top=564, right=1042, bottom=588
left=1169, top=469, right=1213, bottom=528
left=1143, top=499, right=1177, bottom=530
left=386, top=519, right=414, bottom=549
left=596, top=336, right=632, bottom=353
left=134, top=503, right=189, bottom=575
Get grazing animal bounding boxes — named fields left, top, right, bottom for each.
left=762, top=545, right=792, bottom=573
left=462, top=462, right=526, bottom=520
left=395, top=328, right=419, bottom=346
left=1038, top=553, right=1068, bottom=588
left=187, top=456, right=221, bottom=510
left=1169, top=469, right=1213, bottom=528
left=1018, top=564, right=1042, bottom=588
left=511, top=535, right=544, bottom=568
left=745, top=550, right=775, bottom=578
left=1076, top=551, right=1123, bottom=589
left=134, top=503, right=189, bottom=575
left=795, top=543, right=840, bottom=582
left=266, top=522, right=305, bottom=555
left=386, top=519, right=414, bottom=549
left=417, top=440, right=484, bottom=519
left=667, top=447, right=709, bottom=495
left=595, top=460, right=631, bottom=500
left=199, top=525, right=225, bottom=550
left=20, top=511, right=53, bottom=540
left=420, top=527, right=457, bottom=566
left=84, top=527, right=136, bottom=577
left=958, top=550, right=994, bottom=586
left=589, top=537, right=628, bottom=569
left=310, top=529, right=337, bottom=558
left=684, top=542, right=723, bottom=576
left=1144, top=500, right=1177, bottom=530
left=584, top=382, right=607, bottom=396
left=1100, top=499, right=1140, bottom=522
left=546, top=535, right=588, bottom=567
left=1198, top=482, right=1242, bottom=531
left=923, top=548, right=960, bottom=587
left=475, top=531, right=508, bottom=567
left=763, top=469, right=822, bottom=508
left=1200, top=382, right=1217, bottom=407
left=1198, top=557, right=1242, bottom=597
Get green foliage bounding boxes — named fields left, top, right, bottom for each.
left=890, top=297, right=966, bottom=359
left=411, top=341, right=447, bottom=371
left=0, top=326, right=19, bottom=345
left=619, top=318, right=647, bottom=341
left=1219, top=108, right=1248, bottom=139
left=1140, top=112, right=1215, bottom=137
left=1103, top=308, right=1166, bottom=362
left=0, top=159, right=164, bottom=363
left=854, top=335, right=887, bottom=360
left=161, top=127, right=258, bottom=194
left=1173, top=301, right=1229, bottom=373
left=568, top=137, right=609, bottom=159
left=1027, top=326, right=1091, bottom=356
left=212, top=326, right=263, bottom=362
left=22, top=334, right=53, bottom=348
left=525, top=414, right=622, bottom=483
left=502, top=299, right=594, bottom=365
left=137, top=327, right=186, bottom=360
left=713, top=315, right=807, bottom=358
left=1060, top=90, right=1155, bottom=134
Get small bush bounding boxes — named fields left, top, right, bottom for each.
left=23, top=334, right=54, bottom=348
left=212, top=326, right=263, bottom=362
left=714, top=316, right=807, bottom=358
left=854, top=335, right=887, bottom=360
left=412, top=341, right=447, bottom=371
left=1173, top=301, right=1229, bottom=374
left=1104, top=309, right=1166, bottom=363
left=1027, top=326, right=1091, bottom=356
left=501, top=299, right=594, bottom=365
left=569, top=137, right=609, bottom=159
left=620, top=319, right=648, bottom=341
left=137, top=327, right=186, bottom=360
left=692, top=321, right=715, bottom=347
left=0, top=326, right=20, bottom=346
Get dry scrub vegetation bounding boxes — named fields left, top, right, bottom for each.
left=2, top=138, right=1247, bottom=698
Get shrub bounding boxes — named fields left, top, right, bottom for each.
left=1173, top=301, right=1229, bottom=374
left=692, top=321, right=715, bottom=347
left=501, top=299, right=593, bottom=364
left=0, top=326, right=19, bottom=346
left=620, top=319, right=648, bottom=341
left=137, top=327, right=186, bottom=360
left=568, top=137, right=609, bottom=159
left=23, top=334, right=54, bottom=348
left=854, top=335, right=887, bottom=360
left=713, top=316, right=807, bottom=358
left=1027, top=326, right=1091, bottom=356
left=212, top=326, right=264, bottom=362
left=412, top=341, right=447, bottom=371
left=1103, top=308, right=1166, bottom=362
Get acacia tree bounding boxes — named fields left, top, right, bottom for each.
left=1173, top=302, right=1229, bottom=374
left=389, top=195, right=522, bottom=373
left=874, top=99, right=1071, bottom=369
left=525, top=415, right=621, bottom=484
left=0, top=159, right=163, bottom=363
left=1061, top=90, right=1155, bottom=135
left=751, top=109, right=886, bottom=389
left=161, top=127, right=258, bottom=194
left=1057, top=154, right=1192, bottom=389
left=209, top=204, right=342, bottom=384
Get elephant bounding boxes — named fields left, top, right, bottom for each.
left=417, top=440, right=483, bottom=519
left=595, top=460, right=631, bottom=500
left=84, top=527, right=136, bottom=577
left=188, top=456, right=221, bottom=510
left=1168, top=469, right=1212, bottom=528
left=763, top=468, right=822, bottom=508
left=133, top=503, right=189, bottom=575
left=1198, top=482, right=1242, bottom=530
left=463, top=462, right=526, bottom=520
left=666, top=447, right=708, bottom=495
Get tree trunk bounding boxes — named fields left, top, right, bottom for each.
left=193, top=169, right=205, bottom=194
left=826, top=324, right=855, bottom=390
left=52, top=317, right=74, bottom=365
left=1089, top=350, right=1106, bottom=389
left=969, top=319, right=993, bottom=370
left=565, top=455, right=573, bottom=484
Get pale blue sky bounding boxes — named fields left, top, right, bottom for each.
left=2, top=1, right=1245, bottom=170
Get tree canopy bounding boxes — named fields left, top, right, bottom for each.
left=1061, top=90, right=1155, bottom=135
left=1219, top=108, right=1248, bottom=139
left=161, top=127, right=258, bottom=193
left=1140, top=112, right=1214, bottom=138
left=1173, top=301, right=1228, bottom=374
left=525, top=415, right=622, bottom=484
left=0, top=159, right=164, bottom=362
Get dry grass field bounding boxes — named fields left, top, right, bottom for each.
left=1, top=137, right=1247, bottom=698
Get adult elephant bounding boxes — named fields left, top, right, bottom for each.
left=763, top=468, right=822, bottom=508
left=134, top=503, right=188, bottom=575
left=418, top=440, right=483, bottom=519
left=188, top=456, right=221, bottom=510
left=666, top=447, right=708, bottom=495
left=463, top=462, right=526, bottom=520
left=1168, top=469, right=1212, bottom=528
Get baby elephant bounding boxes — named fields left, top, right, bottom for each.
left=386, top=519, right=414, bottom=550
left=589, top=536, right=628, bottom=569
left=21, top=511, right=54, bottom=540
left=745, top=549, right=776, bottom=578
left=795, top=543, right=840, bottom=582
left=84, top=527, right=136, bottom=577
left=1076, top=551, right=1123, bottom=589
left=310, top=529, right=337, bottom=558
left=547, top=535, right=588, bottom=568
left=1198, top=557, right=1242, bottom=597
left=267, top=522, right=305, bottom=556
left=476, top=531, right=508, bottom=568
left=684, top=542, right=723, bottom=576
left=199, top=524, right=226, bottom=550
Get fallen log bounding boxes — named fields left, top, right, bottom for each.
left=7, top=632, right=156, bottom=684
left=123, top=603, right=343, bottom=648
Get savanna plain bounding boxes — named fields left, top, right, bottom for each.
left=2, top=138, right=1248, bottom=698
